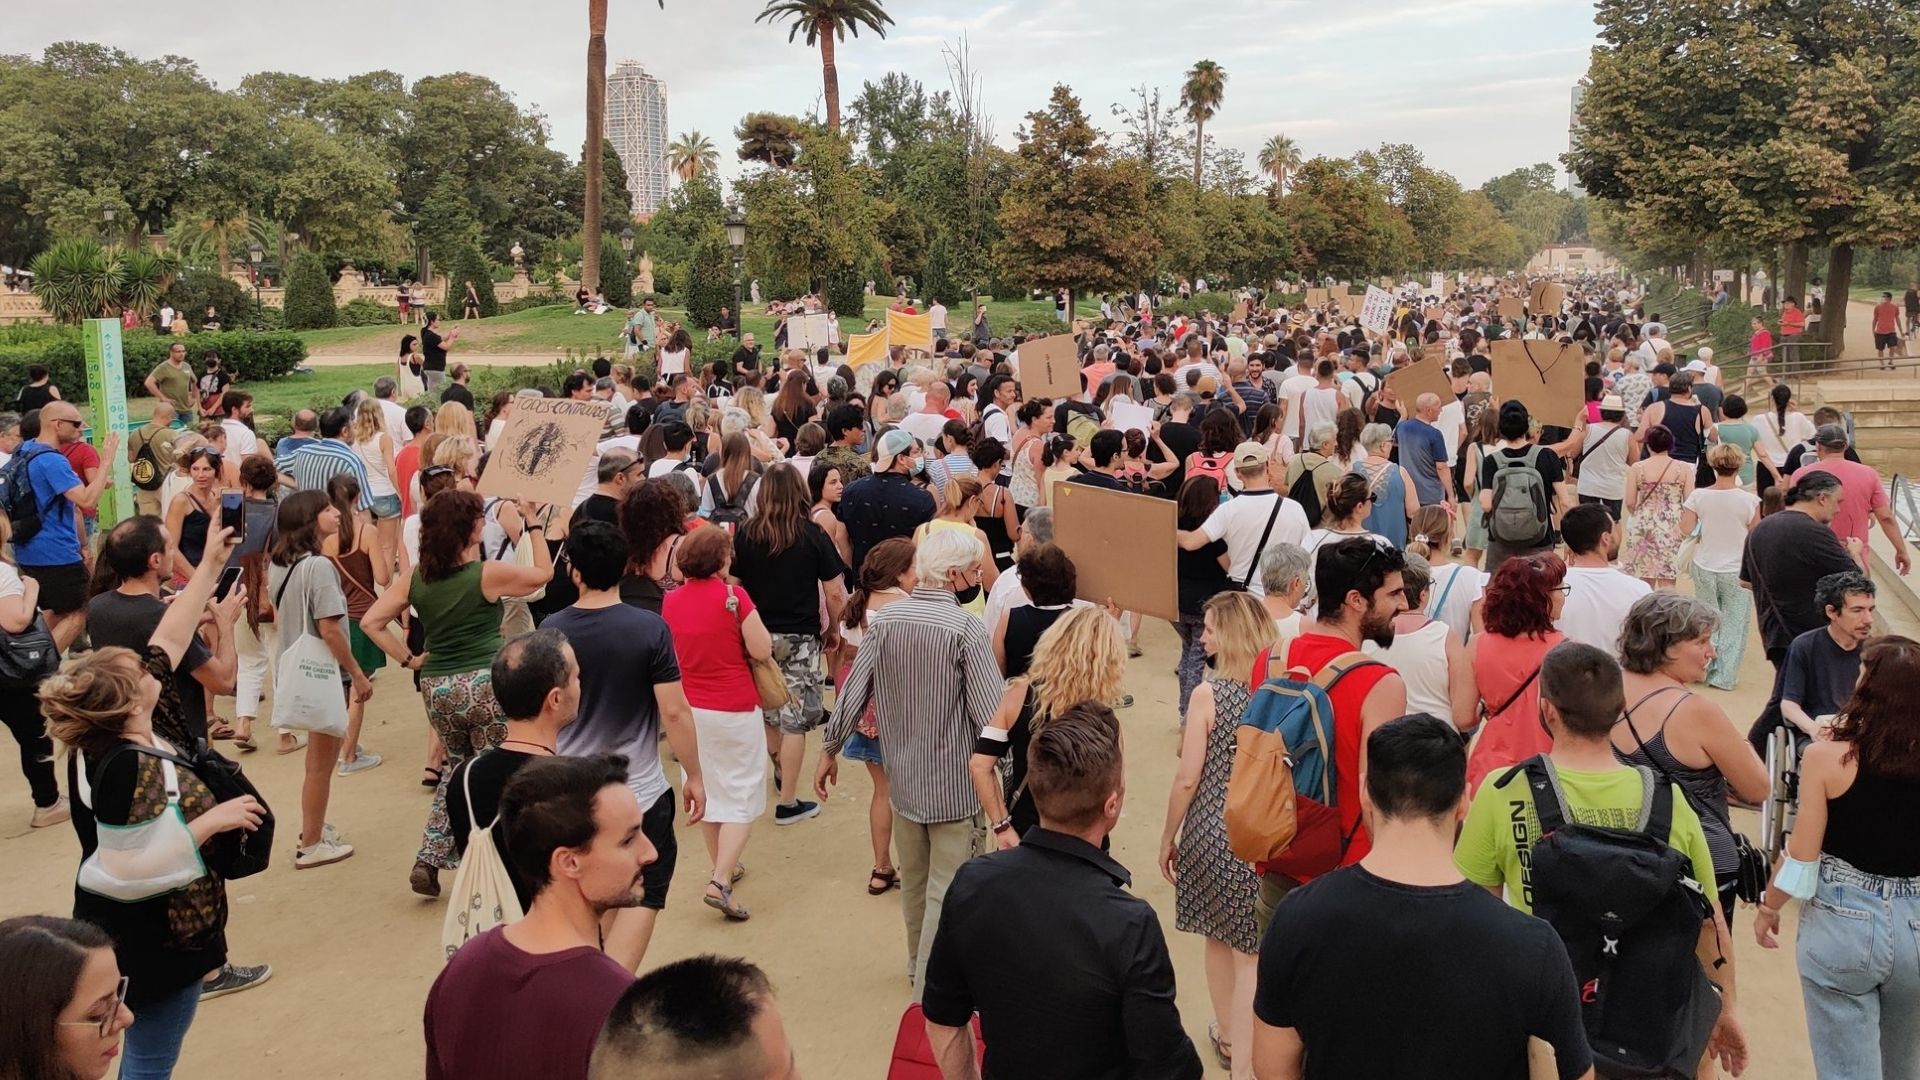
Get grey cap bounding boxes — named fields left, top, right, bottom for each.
left=1815, top=423, right=1850, bottom=449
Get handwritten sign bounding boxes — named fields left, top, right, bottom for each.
left=1360, top=286, right=1395, bottom=335
left=1429, top=271, right=1445, bottom=294
left=1496, top=296, right=1527, bottom=322
left=477, top=397, right=608, bottom=507
left=1528, top=281, right=1567, bottom=318
left=1490, top=339, right=1586, bottom=421
left=1109, top=400, right=1154, bottom=434
left=1422, top=341, right=1451, bottom=366
left=789, top=311, right=835, bottom=354
left=1017, top=334, right=1083, bottom=401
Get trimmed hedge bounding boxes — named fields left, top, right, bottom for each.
left=0, top=330, right=308, bottom=404
left=498, top=292, right=569, bottom=315
left=340, top=298, right=401, bottom=326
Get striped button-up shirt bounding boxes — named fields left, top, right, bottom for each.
left=826, top=587, right=1001, bottom=824
left=280, top=438, right=373, bottom=510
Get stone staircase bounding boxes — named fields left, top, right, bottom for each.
left=1814, top=376, right=1920, bottom=475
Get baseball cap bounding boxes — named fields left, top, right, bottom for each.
left=1683, top=359, right=1707, bottom=374
left=1815, top=423, right=1850, bottom=449
left=1232, top=441, right=1268, bottom=470
left=875, top=428, right=916, bottom=468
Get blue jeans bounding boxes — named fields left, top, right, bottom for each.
left=1797, top=856, right=1920, bottom=1080
left=120, top=979, right=202, bottom=1080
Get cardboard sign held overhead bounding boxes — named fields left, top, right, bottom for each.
left=1496, top=296, right=1527, bottom=322
left=1430, top=271, right=1445, bottom=293
left=477, top=398, right=608, bottom=507
left=1423, top=305, right=1444, bottom=323
left=1528, top=281, right=1567, bottom=318
left=1385, top=357, right=1454, bottom=409
left=1304, top=287, right=1331, bottom=309
left=1231, top=300, right=1250, bottom=322
left=1421, top=341, right=1451, bottom=366
left=1713, top=269, right=1735, bottom=283
left=1050, top=482, right=1179, bottom=622
left=845, top=330, right=888, bottom=368
left=886, top=309, right=934, bottom=353
left=1109, top=400, right=1154, bottom=434
left=789, top=311, right=835, bottom=354
left=1018, top=334, right=1083, bottom=401
left=1490, top=339, right=1586, bottom=422
left=1360, top=285, right=1396, bottom=335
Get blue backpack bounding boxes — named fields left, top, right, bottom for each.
left=0, top=444, right=53, bottom=546
left=1224, top=648, right=1382, bottom=878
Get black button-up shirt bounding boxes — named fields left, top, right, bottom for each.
left=839, top=470, right=935, bottom=573
left=921, top=829, right=1203, bottom=1080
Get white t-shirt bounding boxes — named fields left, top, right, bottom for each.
left=0, top=561, right=24, bottom=600
left=1278, top=373, right=1317, bottom=433
left=647, top=456, right=698, bottom=479
left=1754, top=410, right=1816, bottom=468
left=929, top=303, right=948, bottom=332
left=377, top=399, right=408, bottom=442
left=981, top=404, right=1012, bottom=446
left=1199, top=490, right=1311, bottom=596
left=1555, top=566, right=1652, bottom=655
left=1435, top=400, right=1466, bottom=463
left=220, top=418, right=259, bottom=459
left=1684, top=487, right=1760, bottom=574
left=1424, top=562, right=1484, bottom=642
left=658, top=348, right=690, bottom=377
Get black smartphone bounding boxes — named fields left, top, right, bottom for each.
left=213, top=565, right=242, bottom=602
left=220, top=492, right=245, bottom=538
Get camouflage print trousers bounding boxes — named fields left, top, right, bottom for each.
left=764, top=633, right=825, bottom=735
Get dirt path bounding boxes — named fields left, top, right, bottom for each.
left=0, top=603, right=1821, bottom=1078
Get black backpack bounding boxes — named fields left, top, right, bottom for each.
left=1503, top=756, right=1721, bottom=1079
left=0, top=444, right=53, bottom=545
left=1285, top=453, right=1328, bottom=527
left=707, top=472, right=757, bottom=528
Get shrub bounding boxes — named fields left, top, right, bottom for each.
left=0, top=329, right=307, bottom=404
left=497, top=292, right=569, bottom=316
left=162, top=269, right=256, bottom=332
left=448, top=246, right=500, bottom=318
left=282, top=254, right=337, bottom=329
left=599, top=237, right=633, bottom=308
left=340, top=297, right=401, bottom=326
left=1709, top=302, right=1772, bottom=359
left=1156, top=293, right=1236, bottom=318
left=684, top=232, right=732, bottom=330
left=824, top=271, right=865, bottom=323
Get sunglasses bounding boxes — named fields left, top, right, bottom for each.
left=58, top=975, right=128, bottom=1037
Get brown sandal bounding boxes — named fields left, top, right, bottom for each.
left=867, top=867, right=900, bottom=895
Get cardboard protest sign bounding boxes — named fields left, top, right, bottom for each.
left=1421, top=341, right=1451, bottom=365
left=1490, top=339, right=1586, bottom=422
left=1480, top=276, right=1497, bottom=289
left=1385, top=357, right=1454, bottom=409
left=1109, top=400, right=1154, bottom=434
left=1528, top=281, right=1567, bottom=318
left=886, top=309, right=934, bottom=353
left=1231, top=300, right=1250, bottom=322
left=1497, top=296, right=1527, bottom=322
left=1304, top=287, right=1331, bottom=309
left=1423, top=305, right=1444, bottom=323
left=845, top=330, right=888, bottom=368
left=789, top=312, right=835, bottom=354
left=1360, top=286, right=1395, bottom=334
left=1430, top=271, right=1445, bottom=294
left=1017, top=334, right=1083, bottom=401
left=477, top=397, right=607, bottom=507
left=1051, top=482, right=1178, bottom=621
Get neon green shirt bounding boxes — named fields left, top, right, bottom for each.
left=1454, top=760, right=1717, bottom=916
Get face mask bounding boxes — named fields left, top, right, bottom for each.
left=911, top=457, right=925, bottom=476
left=955, top=582, right=982, bottom=605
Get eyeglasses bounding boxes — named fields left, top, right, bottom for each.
left=49, top=417, right=82, bottom=428
left=1552, top=583, right=1573, bottom=595
left=58, top=976, right=128, bottom=1037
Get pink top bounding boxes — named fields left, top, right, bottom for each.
left=1466, top=630, right=1564, bottom=793
left=1793, top=458, right=1887, bottom=546
left=661, top=577, right=761, bottom=711
left=1750, top=329, right=1773, bottom=359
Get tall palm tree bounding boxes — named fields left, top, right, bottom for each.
left=1179, top=59, right=1227, bottom=191
left=1258, top=133, right=1301, bottom=194
left=667, top=131, right=720, bottom=183
left=755, top=0, right=894, bottom=133
left=584, top=0, right=664, bottom=296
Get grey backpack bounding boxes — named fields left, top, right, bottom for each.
left=1487, top=445, right=1551, bottom=546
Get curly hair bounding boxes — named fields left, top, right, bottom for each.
left=1197, top=409, right=1241, bottom=456
left=1832, top=635, right=1920, bottom=780
left=1028, top=607, right=1126, bottom=722
left=1619, top=591, right=1719, bottom=674
left=620, top=477, right=688, bottom=571
left=418, top=489, right=483, bottom=582
left=1482, top=552, right=1565, bottom=638
left=39, top=647, right=147, bottom=757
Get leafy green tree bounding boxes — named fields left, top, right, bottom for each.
left=995, top=85, right=1156, bottom=320
left=1478, top=163, right=1557, bottom=215
left=755, top=0, right=895, bottom=133
left=736, top=113, right=805, bottom=169
left=27, top=239, right=121, bottom=324
left=598, top=235, right=633, bottom=307
left=282, top=252, right=337, bottom=329
left=684, top=231, right=732, bottom=329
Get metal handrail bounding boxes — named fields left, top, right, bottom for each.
left=1893, top=475, right=1920, bottom=544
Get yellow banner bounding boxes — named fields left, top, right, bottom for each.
left=846, top=331, right=889, bottom=368
left=887, top=309, right=933, bottom=352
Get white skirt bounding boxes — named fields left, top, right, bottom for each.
left=690, top=706, right=768, bottom=823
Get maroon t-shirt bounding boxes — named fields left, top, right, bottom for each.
left=425, top=927, right=634, bottom=1080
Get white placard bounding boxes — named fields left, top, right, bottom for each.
left=1109, top=400, right=1154, bottom=435
left=788, top=311, right=835, bottom=354
left=1713, top=269, right=1735, bottom=283
left=1430, top=271, right=1445, bottom=294
left=1360, top=285, right=1395, bottom=335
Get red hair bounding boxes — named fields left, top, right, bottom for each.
left=1483, top=553, right=1565, bottom=638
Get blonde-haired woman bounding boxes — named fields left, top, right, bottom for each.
left=1161, top=589, right=1274, bottom=1076
left=912, top=476, right=999, bottom=617
left=350, top=397, right=401, bottom=571
left=433, top=401, right=477, bottom=444
left=732, top=385, right=784, bottom=462
left=968, top=605, right=1127, bottom=843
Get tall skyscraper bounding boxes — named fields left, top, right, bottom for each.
left=1567, top=80, right=1587, bottom=196
left=606, top=60, right=669, bottom=216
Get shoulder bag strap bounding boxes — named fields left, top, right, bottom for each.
left=1429, top=565, right=1463, bottom=621
left=1574, top=423, right=1624, bottom=469
left=1485, top=663, right=1542, bottom=719
left=328, top=551, right=378, bottom=605
left=272, top=554, right=312, bottom=611
left=1237, top=495, right=1286, bottom=590
left=1521, top=756, right=1570, bottom=833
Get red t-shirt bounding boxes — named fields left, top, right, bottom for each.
left=661, top=577, right=761, bottom=711
left=1874, top=301, right=1900, bottom=335
left=60, top=442, right=101, bottom=521
left=1252, top=632, right=1395, bottom=874
left=1780, top=306, right=1805, bottom=336
left=395, top=442, right=422, bottom=517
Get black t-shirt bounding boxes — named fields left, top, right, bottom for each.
left=1254, top=866, right=1592, bottom=1080
left=1065, top=470, right=1124, bottom=491
left=730, top=520, right=845, bottom=635
left=1478, top=445, right=1566, bottom=506
left=420, top=327, right=448, bottom=372
left=574, top=493, right=620, bottom=528
left=440, top=382, right=475, bottom=412
left=1740, top=509, right=1858, bottom=654
left=447, top=749, right=540, bottom=913
left=1781, top=626, right=1863, bottom=720
left=1150, top=420, right=1202, bottom=497
left=1177, top=538, right=1232, bottom=616
left=85, top=590, right=213, bottom=743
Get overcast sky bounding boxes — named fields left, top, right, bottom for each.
left=21, top=0, right=1599, bottom=189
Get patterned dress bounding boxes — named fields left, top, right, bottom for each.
left=1622, top=458, right=1688, bottom=580
left=1174, top=676, right=1261, bottom=954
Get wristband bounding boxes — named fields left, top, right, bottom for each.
left=990, top=816, right=1013, bottom=834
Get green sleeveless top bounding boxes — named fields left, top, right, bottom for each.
left=411, top=561, right=501, bottom=677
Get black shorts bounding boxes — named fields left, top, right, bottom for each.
left=20, top=561, right=88, bottom=615
left=1577, top=493, right=1623, bottom=521
left=638, top=786, right=678, bottom=911
left=1876, top=331, right=1900, bottom=350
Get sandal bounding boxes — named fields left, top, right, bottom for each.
left=208, top=720, right=236, bottom=740
left=867, top=867, right=900, bottom=895
left=703, top=880, right=751, bottom=921
left=1208, top=1022, right=1231, bottom=1069
left=232, top=727, right=257, bottom=753
left=275, top=734, right=307, bottom=756
left=421, top=766, right=444, bottom=788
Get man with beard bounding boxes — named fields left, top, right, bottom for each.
left=1553, top=503, right=1649, bottom=654
left=428, top=717, right=654, bottom=1078
left=1249, top=535, right=1408, bottom=926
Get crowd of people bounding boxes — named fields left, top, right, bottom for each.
left=1, top=273, right=1916, bottom=1080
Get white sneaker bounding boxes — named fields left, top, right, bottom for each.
left=30, top=797, right=70, bottom=829
left=337, top=750, right=384, bottom=777
left=295, top=837, right=354, bottom=869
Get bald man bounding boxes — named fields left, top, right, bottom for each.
left=1396, top=393, right=1455, bottom=510
left=130, top=401, right=179, bottom=517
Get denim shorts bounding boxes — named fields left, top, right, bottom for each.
left=842, top=730, right=883, bottom=765
left=369, top=493, right=402, bottom=520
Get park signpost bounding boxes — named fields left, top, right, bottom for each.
left=81, top=318, right=131, bottom=528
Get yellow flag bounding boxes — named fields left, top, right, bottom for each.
left=887, top=309, right=933, bottom=352
left=846, top=331, right=889, bottom=368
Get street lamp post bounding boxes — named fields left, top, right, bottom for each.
left=724, top=209, right=746, bottom=340
left=247, top=241, right=264, bottom=326
left=101, top=201, right=117, bottom=245
left=620, top=228, right=635, bottom=299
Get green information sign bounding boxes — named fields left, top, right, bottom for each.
left=81, top=319, right=131, bottom=527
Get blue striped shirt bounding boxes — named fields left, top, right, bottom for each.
left=281, top=439, right=373, bottom=510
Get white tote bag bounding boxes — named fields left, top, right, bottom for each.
left=270, top=557, right=349, bottom=738
left=442, top=757, right=525, bottom=959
